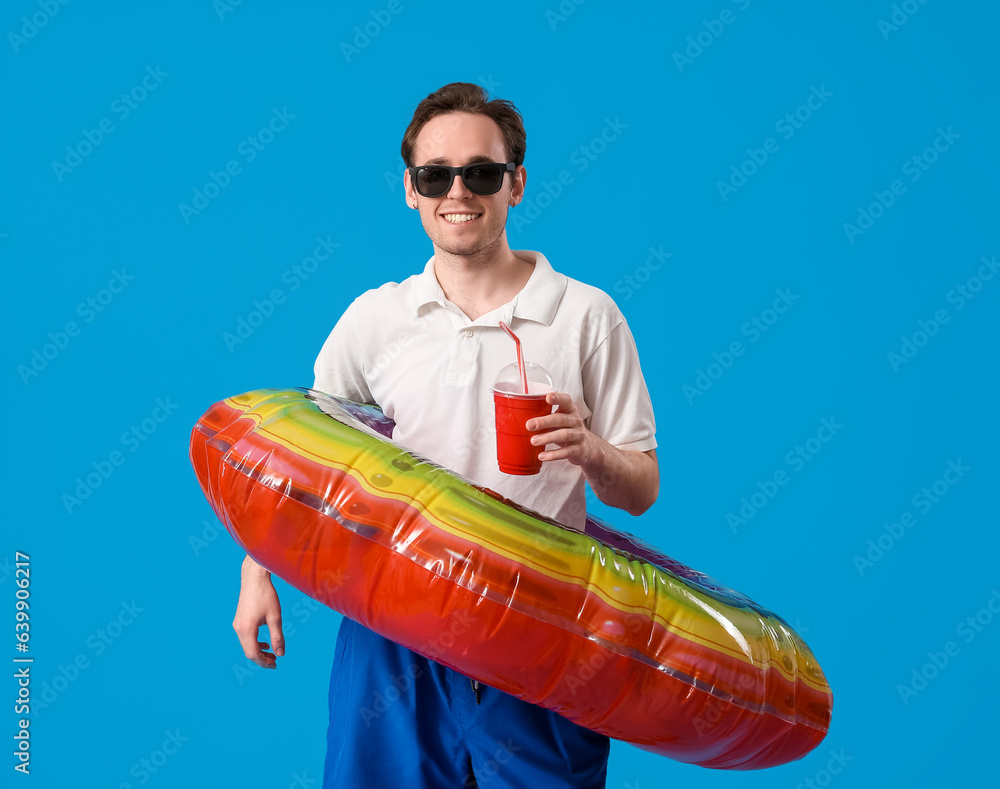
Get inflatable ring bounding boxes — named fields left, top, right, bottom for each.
left=190, top=388, right=832, bottom=769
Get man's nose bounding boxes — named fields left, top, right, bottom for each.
left=446, top=171, right=474, bottom=199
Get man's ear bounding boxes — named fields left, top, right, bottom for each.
left=404, top=168, right=417, bottom=209
left=509, top=165, right=527, bottom=207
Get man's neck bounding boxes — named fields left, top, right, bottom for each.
left=432, top=244, right=535, bottom=321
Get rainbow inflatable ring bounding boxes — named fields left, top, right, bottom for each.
left=190, top=388, right=832, bottom=770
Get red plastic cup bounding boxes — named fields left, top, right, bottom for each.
left=493, top=384, right=554, bottom=475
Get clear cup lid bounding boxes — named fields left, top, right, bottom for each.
left=492, top=361, right=555, bottom=397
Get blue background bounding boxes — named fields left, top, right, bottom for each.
left=3, top=1, right=998, bottom=786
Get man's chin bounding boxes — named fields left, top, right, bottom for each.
left=433, top=235, right=493, bottom=258
left=439, top=229, right=507, bottom=258
left=440, top=243, right=483, bottom=257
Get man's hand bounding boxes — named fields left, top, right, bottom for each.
left=527, top=392, right=596, bottom=466
left=233, top=555, right=285, bottom=669
left=528, top=391, right=659, bottom=516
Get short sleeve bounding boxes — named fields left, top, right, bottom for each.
left=582, top=319, right=657, bottom=452
left=312, top=300, right=374, bottom=404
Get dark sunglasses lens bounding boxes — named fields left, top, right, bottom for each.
left=417, top=167, right=452, bottom=196
left=464, top=164, right=503, bottom=194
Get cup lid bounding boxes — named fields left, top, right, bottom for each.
left=492, top=361, right=555, bottom=396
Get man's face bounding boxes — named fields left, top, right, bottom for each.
left=405, top=112, right=525, bottom=259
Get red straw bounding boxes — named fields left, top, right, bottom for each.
left=498, top=320, right=528, bottom=394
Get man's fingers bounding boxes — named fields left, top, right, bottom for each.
left=539, top=447, right=571, bottom=462
left=545, top=391, right=575, bottom=413
left=527, top=413, right=575, bottom=432
left=236, top=627, right=276, bottom=668
left=234, top=620, right=263, bottom=661
left=255, top=642, right=277, bottom=668
left=268, top=613, right=285, bottom=657
left=531, top=428, right=577, bottom=446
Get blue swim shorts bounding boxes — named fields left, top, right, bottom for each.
left=322, top=617, right=610, bottom=788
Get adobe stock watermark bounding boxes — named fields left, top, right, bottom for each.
left=214, top=0, right=246, bottom=22
left=369, top=314, right=432, bottom=374
left=613, top=245, right=672, bottom=301
left=452, top=420, right=500, bottom=478
left=682, top=288, right=799, bottom=405
left=690, top=670, right=756, bottom=738
left=189, top=518, right=227, bottom=557
left=852, top=458, right=969, bottom=575
left=420, top=609, right=478, bottom=663
left=283, top=771, right=318, bottom=789
left=546, top=0, right=586, bottom=31
left=0, top=557, right=15, bottom=585
left=29, top=601, right=144, bottom=717
left=897, top=588, right=1000, bottom=705
left=120, top=729, right=189, bottom=788
left=178, top=107, right=295, bottom=223
left=222, top=235, right=339, bottom=352
left=793, top=748, right=853, bottom=789
left=51, top=66, right=168, bottom=182
left=511, top=115, right=628, bottom=234
left=878, top=0, right=932, bottom=41
left=340, top=0, right=410, bottom=63
left=887, top=254, right=996, bottom=372
left=7, top=0, right=72, bottom=54
left=563, top=616, right=647, bottom=697
left=672, top=0, right=752, bottom=73
left=61, top=397, right=180, bottom=514
left=842, top=126, right=959, bottom=243
left=716, top=85, right=833, bottom=201
left=465, top=739, right=523, bottom=787
left=17, top=268, right=135, bottom=385
left=559, top=482, right=601, bottom=531
left=569, top=467, right=623, bottom=529
left=727, top=416, right=843, bottom=533
left=359, top=661, right=423, bottom=728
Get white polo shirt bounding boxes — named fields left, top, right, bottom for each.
left=313, top=250, right=656, bottom=531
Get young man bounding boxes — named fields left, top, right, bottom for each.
left=233, top=83, right=658, bottom=788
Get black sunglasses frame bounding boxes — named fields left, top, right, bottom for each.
left=407, top=162, right=517, bottom=197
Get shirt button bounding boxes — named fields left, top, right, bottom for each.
left=463, top=329, right=473, bottom=338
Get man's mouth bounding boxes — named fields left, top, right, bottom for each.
left=441, top=213, right=482, bottom=225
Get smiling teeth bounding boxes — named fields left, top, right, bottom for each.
left=444, top=214, right=479, bottom=224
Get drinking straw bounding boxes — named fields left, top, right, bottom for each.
left=498, top=320, right=528, bottom=394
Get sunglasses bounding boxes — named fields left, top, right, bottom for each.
left=408, top=161, right=517, bottom=197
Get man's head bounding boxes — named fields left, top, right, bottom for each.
left=402, top=83, right=527, bottom=260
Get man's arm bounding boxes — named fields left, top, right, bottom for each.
left=583, top=446, right=658, bottom=517
left=529, top=392, right=659, bottom=516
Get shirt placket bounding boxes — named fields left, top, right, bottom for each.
left=442, top=301, right=516, bottom=385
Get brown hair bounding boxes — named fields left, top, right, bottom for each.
left=400, top=82, right=526, bottom=169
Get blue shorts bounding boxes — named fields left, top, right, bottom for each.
left=322, top=618, right=610, bottom=788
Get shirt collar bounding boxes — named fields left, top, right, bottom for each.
left=411, top=250, right=567, bottom=326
